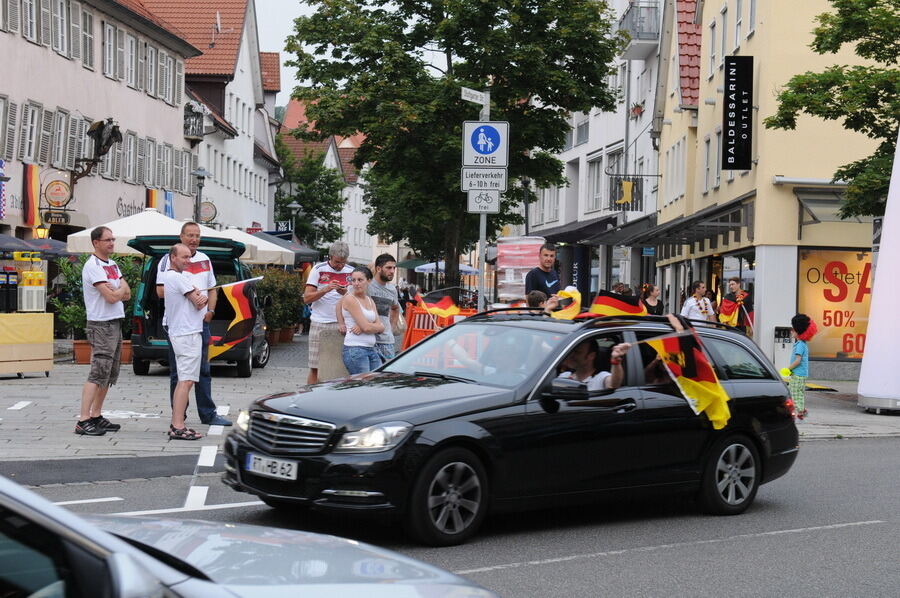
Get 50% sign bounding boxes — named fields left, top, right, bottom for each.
left=822, top=309, right=865, bottom=354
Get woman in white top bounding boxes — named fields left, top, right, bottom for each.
left=337, top=266, right=385, bottom=374
left=680, top=280, right=716, bottom=322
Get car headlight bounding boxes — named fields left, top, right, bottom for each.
left=334, top=421, right=413, bottom=453
left=236, top=410, right=250, bottom=433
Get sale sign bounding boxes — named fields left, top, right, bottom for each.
left=797, top=249, right=871, bottom=359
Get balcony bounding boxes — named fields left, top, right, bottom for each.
left=619, top=1, right=660, bottom=60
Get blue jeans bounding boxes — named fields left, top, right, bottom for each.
left=167, top=322, right=217, bottom=422
left=375, top=342, right=395, bottom=363
left=342, top=345, right=381, bottom=374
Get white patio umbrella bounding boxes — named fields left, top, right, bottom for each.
left=214, top=227, right=294, bottom=265
left=414, top=260, right=480, bottom=275
left=65, top=208, right=249, bottom=257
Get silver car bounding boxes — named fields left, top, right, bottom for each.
left=0, top=475, right=496, bottom=597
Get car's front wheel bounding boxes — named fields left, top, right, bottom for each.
left=252, top=339, right=270, bottom=368
left=405, top=447, right=488, bottom=546
left=236, top=348, right=252, bottom=378
left=699, top=434, right=760, bottom=515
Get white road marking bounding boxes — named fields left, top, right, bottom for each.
left=198, top=445, right=217, bottom=467
left=55, top=497, right=123, bottom=506
left=100, top=410, right=161, bottom=419
left=184, top=486, right=208, bottom=509
left=454, top=520, right=887, bottom=575
left=8, top=401, right=31, bottom=410
left=216, top=405, right=230, bottom=416
left=207, top=425, right=224, bottom=436
left=113, top=500, right=263, bottom=516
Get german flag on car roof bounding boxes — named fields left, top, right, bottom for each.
left=589, top=290, right=648, bottom=317
left=416, top=292, right=460, bottom=318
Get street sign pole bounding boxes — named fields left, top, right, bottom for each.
left=477, top=92, right=490, bottom=312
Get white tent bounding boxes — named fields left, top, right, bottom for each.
left=214, top=227, right=294, bottom=265
left=66, top=209, right=255, bottom=259
left=415, top=261, right=480, bottom=275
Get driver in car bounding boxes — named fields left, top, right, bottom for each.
left=558, top=339, right=631, bottom=391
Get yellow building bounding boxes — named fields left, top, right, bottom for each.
left=627, top=0, right=876, bottom=376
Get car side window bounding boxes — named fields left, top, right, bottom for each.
left=704, top=337, right=773, bottom=380
left=555, top=332, right=631, bottom=390
left=0, top=506, right=74, bottom=598
left=633, top=331, right=679, bottom=386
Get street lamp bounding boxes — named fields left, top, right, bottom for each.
left=191, top=167, right=210, bottom=223
left=34, top=223, right=50, bottom=239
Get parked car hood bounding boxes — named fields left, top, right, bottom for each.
left=87, top=515, right=495, bottom=597
left=254, top=372, right=512, bottom=429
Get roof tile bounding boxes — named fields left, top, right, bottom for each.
left=676, top=0, right=702, bottom=107
left=259, top=52, right=280, bottom=92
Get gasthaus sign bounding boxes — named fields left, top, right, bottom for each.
left=722, top=55, right=753, bottom=171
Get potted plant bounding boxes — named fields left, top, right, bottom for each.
left=629, top=101, right=645, bottom=119
left=252, top=268, right=306, bottom=345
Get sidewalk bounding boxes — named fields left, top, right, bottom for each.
left=2, top=344, right=898, bottom=462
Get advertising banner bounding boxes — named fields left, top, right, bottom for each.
left=797, top=249, right=871, bottom=359
left=722, top=55, right=753, bottom=171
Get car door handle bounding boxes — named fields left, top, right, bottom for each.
left=615, top=399, right=637, bottom=413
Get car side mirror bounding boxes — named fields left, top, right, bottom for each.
left=539, top=376, right=590, bottom=413
left=107, top=552, right=165, bottom=598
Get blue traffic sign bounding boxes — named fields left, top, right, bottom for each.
left=470, top=125, right=501, bottom=155
left=462, top=121, right=509, bottom=167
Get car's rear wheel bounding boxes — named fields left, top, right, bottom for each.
left=132, top=359, right=150, bottom=375
left=236, top=348, right=252, bottom=378
left=405, top=447, right=488, bottom=546
left=698, top=434, right=760, bottom=515
left=252, top=339, right=270, bottom=368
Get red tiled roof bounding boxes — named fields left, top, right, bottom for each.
left=141, top=0, right=248, bottom=76
left=259, top=52, right=281, bottom=92
left=676, top=1, right=702, bottom=107
left=279, top=131, right=330, bottom=164
left=337, top=147, right=359, bottom=184
left=281, top=99, right=364, bottom=184
left=283, top=99, right=312, bottom=130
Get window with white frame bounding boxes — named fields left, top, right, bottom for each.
left=165, top=54, right=175, bottom=104
left=714, top=129, right=722, bottom=188
left=22, top=0, right=37, bottom=41
left=80, top=116, right=94, bottom=166
left=19, top=102, right=42, bottom=162
left=123, top=132, right=136, bottom=182
left=587, top=158, right=603, bottom=212
left=720, top=6, right=728, bottom=67
left=125, top=33, right=136, bottom=87
left=708, top=21, right=717, bottom=77
left=144, top=137, right=155, bottom=186
left=102, top=21, right=114, bottom=77
left=606, top=150, right=622, bottom=209
left=51, top=0, right=67, bottom=55
left=735, top=0, right=743, bottom=49
left=158, top=50, right=170, bottom=103
left=51, top=109, right=67, bottom=167
left=703, top=137, right=711, bottom=193
left=664, top=148, right=671, bottom=203
left=145, top=45, right=156, bottom=96
left=575, top=117, right=589, bottom=146
left=163, top=144, right=173, bottom=188
left=81, top=9, right=94, bottom=69
left=748, top=0, right=756, bottom=35
left=99, top=144, right=113, bottom=178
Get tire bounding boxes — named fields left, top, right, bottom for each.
left=236, top=347, right=252, bottom=378
left=132, top=359, right=150, bottom=375
left=404, top=447, right=489, bottom=546
left=252, top=339, right=270, bottom=368
left=698, top=434, right=761, bottom=515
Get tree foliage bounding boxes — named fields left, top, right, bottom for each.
left=273, top=133, right=346, bottom=248
left=285, top=0, right=623, bottom=282
left=764, top=0, right=900, bottom=217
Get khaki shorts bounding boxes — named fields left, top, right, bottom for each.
left=170, top=332, right=202, bottom=382
left=308, top=321, right=341, bottom=368
left=86, top=319, right=122, bottom=387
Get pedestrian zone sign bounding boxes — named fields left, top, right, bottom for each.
left=462, top=121, right=509, bottom=168
left=467, top=189, right=500, bottom=214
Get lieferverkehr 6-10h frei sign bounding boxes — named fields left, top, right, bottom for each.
left=460, top=167, right=508, bottom=191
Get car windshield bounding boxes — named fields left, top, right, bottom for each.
left=384, top=323, right=565, bottom=388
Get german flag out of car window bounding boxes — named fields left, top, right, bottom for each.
left=589, top=290, right=648, bottom=317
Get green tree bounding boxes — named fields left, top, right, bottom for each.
left=286, top=0, right=623, bottom=284
left=274, top=133, right=346, bottom=248
left=764, top=0, right=900, bottom=217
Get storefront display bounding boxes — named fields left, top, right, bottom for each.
left=797, top=249, right=871, bottom=359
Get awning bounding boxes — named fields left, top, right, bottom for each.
left=531, top=213, right=618, bottom=244
left=622, top=196, right=754, bottom=247
left=583, top=213, right=657, bottom=246
left=794, top=187, right=873, bottom=239
left=397, top=258, right=428, bottom=269
left=252, top=232, right=319, bottom=264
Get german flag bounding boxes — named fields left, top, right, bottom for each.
left=22, top=163, right=40, bottom=227
left=646, top=330, right=731, bottom=429
left=208, top=277, right=262, bottom=359
left=550, top=287, right=582, bottom=320
left=416, top=292, right=460, bottom=318
left=718, top=298, right=740, bottom=326
left=589, top=290, right=648, bottom=317
left=146, top=188, right=160, bottom=210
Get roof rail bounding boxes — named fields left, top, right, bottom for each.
left=463, top=307, right=552, bottom=321
left=578, top=314, right=746, bottom=335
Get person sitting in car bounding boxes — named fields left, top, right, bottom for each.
left=558, top=339, right=631, bottom=391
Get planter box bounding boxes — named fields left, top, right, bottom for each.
left=73, top=339, right=133, bottom=364
left=279, top=327, right=296, bottom=343
left=266, top=330, right=281, bottom=345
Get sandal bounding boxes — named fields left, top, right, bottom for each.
left=168, top=426, right=203, bottom=441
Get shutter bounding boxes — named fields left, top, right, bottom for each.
left=16, top=104, right=28, bottom=160
left=190, top=153, right=198, bottom=195
left=115, top=27, right=124, bottom=79
left=112, top=141, right=121, bottom=179
left=174, top=60, right=183, bottom=106
left=136, top=41, right=144, bottom=90
left=157, top=51, right=165, bottom=99
left=8, top=0, right=20, bottom=34
left=50, top=0, right=58, bottom=50
left=38, top=109, right=53, bottom=164
left=173, top=149, right=182, bottom=192
left=65, top=114, right=78, bottom=169
left=136, top=138, right=145, bottom=184
left=83, top=12, right=93, bottom=69
left=156, top=143, right=163, bottom=187
left=3, top=102, right=16, bottom=161
left=69, top=1, right=81, bottom=60
left=39, top=0, right=51, bottom=46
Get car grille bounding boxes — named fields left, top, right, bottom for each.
left=248, top=411, right=335, bottom=455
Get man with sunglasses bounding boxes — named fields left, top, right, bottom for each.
left=77, top=226, right=130, bottom=436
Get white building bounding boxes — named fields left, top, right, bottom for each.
left=143, top=0, right=279, bottom=231
left=526, top=0, right=662, bottom=296
left=0, top=0, right=199, bottom=238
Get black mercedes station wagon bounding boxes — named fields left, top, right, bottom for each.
left=223, top=312, right=799, bottom=545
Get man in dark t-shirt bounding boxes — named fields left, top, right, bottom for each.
left=524, top=243, right=560, bottom=296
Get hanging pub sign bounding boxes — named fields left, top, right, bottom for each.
left=722, top=55, right=753, bottom=171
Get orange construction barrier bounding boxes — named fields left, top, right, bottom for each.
left=401, top=306, right=477, bottom=350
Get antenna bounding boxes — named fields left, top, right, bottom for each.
left=215, top=11, right=222, bottom=34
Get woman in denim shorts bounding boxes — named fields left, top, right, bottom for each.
left=337, top=267, right=384, bottom=374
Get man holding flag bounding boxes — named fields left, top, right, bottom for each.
left=719, top=277, right=754, bottom=333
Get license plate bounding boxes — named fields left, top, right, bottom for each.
left=244, top=453, right=298, bottom=480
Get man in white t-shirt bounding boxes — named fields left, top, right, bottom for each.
left=155, top=222, right=230, bottom=426
left=162, top=243, right=208, bottom=440
left=77, top=226, right=131, bottom=436
left=680, top=280, right=716, bottom=323
left=303, top=241, right=353, bottom=384
left=558, top=339, right=631, bottom=391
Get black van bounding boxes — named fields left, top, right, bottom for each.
left=127, top=235, right=270, bottom=377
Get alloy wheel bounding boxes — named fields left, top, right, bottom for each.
left=426, top=461, right=482, bottom=535
left=715, top=443, right=756, bottom=506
